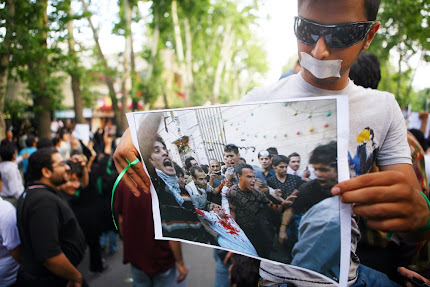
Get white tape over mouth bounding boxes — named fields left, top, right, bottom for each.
left=300, top=52, right=342, bottom=79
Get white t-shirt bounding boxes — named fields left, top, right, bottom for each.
left=245, top=73, right=411, bottom=286
left=0, top=161, right=24, bottom=199
left=0, top=198, right=20, bottom=286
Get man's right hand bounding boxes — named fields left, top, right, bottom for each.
left=113, top=128, right=151, bottom=197
left=279, top=229, right=288, bottom=244
left=281, top=190, right=298, bottom=208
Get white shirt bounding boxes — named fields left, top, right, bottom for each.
left=0, top=161, right=24, bottom=199
left=0, top=198, right=20, bottom=286
left=185, top=181, right=214, bottom=209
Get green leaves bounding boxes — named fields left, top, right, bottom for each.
left=368, top=0, right=429, bottom=109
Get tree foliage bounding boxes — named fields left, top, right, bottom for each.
left=2, top=0, right=270, bottom=135
left=369, top=0, right=429, bottom=109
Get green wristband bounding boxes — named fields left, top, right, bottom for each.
left=418, top=190, right=430, bottom=232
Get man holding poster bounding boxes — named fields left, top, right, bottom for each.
left=113, top=0, right=428, bottom=286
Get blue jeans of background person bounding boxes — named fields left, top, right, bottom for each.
left=131, top=265, right=176, bottom=287
left=99, top=230, right=117, bottom=254
left=213, top=249, right=231, bottom=287
left=352, top=265, right=401, bottom=287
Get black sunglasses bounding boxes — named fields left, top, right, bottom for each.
left=294, top=16, right=374, bottom=48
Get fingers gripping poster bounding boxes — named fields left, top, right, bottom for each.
left=127, top=96, right=351, bottom=286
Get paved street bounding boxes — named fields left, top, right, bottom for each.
left=79, top=238, right=216, bottom=287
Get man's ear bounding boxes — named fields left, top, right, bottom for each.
left=363, top=22, right=380, bottom=50
left=41, top=167, right=52, bottom=179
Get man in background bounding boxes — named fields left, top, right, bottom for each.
left=115, top=180, right=188, bottom=287
left=16, top=148, right=86, bottom=287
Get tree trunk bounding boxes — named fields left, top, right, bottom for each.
left=171, top=0, right=189, bottom=106
left=31, top=1, right=51, bottom=138
left=67, top=1, right=85, bottom=124
left=405, top=53, right=423, bottom=105
left=81, top=0, right=120, bottom=127
left=397, top=52, right=402, bottom=101
left=212, top=22, right=234, bottom=104
left=184, top=18, right=193, bottom=102
left=0, top=0, right=15, bottom=140
left=384, top=61, right=393, bottom=93
left=119, top=0, right=132, bottom=132
left=130, top=27, right=138, bottom=111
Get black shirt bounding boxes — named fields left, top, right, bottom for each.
left=17, top=184, right=86, bottom=277
left=267, top=174, right=303, bottom=199
left=292, top=179, right=332, bottom=215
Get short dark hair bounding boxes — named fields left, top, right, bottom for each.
left=52, top=137, right=60, bottom=147
left=37, top=137, right=54, bottom=149
left=25, top=135, right=37, bottom=147
left=235, top=163, right=253, bottom=176
left=229, top=254, right=260, bottom=287
left=190, top=166, right=204, bottom=178
left=267, top=147, right=278, bottom=157
left=298, top=0, right=381, bottom=21
left=0, top=144, right=16, bottom=161
left=349, top=52, right=381, bottom=89
left=272, top=155, right=289, bottom=166
left=224, top=143, right=239, bottom=155
left=288, top=152, right=300, bottom=159
left=66, top=160, right=84, bottom=179
left=155, top=136, right=166, bottom=148
left=309, top=141, right=337, bottom=167
left=27, top=148, right=58, bottom=182
left=409, top=129, right=428, bottom=152
left=201, top=164, right=209, bottom=174
left=185, top=157, right=196, bottom=171
left=173, top=162, right=185, bottom=177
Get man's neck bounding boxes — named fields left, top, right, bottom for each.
left=301, top=71, right=350, bottom=91
left=276, top=174, right=287, bottom=183
left=36, top=179, right=58, bottom=189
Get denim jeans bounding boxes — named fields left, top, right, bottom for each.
left=213, top=250, right=231, bottom=287
left=99, top=230, right=117, bottom=254
left=352, top=265, right=401, bottom=287
left=131, top=265, right=176, bottom=287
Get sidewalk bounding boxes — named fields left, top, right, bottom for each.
left=78, top=238, right=216, bottom=287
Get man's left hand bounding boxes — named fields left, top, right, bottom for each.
left=176, top=262, right=188, bottom=283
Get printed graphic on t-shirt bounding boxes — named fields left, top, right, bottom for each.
left=349, top=127, right=380, bottom=176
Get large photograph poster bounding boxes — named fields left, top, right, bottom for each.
left=127, top=96, right=350, bottom=286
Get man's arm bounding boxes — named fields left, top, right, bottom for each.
left=168, top=241, right=188, bottom=283
left=419, top=111, right=428, bottom=135
left=118, top=214, right=124, bottom=238
left=266, top=190, right=298, bottom=214
left=43, top=253, right=82, bottom=287
left=9, top=245, right=21, bottom=263
left=279, top=208, right=294, bottom=244
left=332, top=164, right=428, bottom=236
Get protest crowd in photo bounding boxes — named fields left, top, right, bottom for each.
left=1, top=0, right=430, bottom=287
